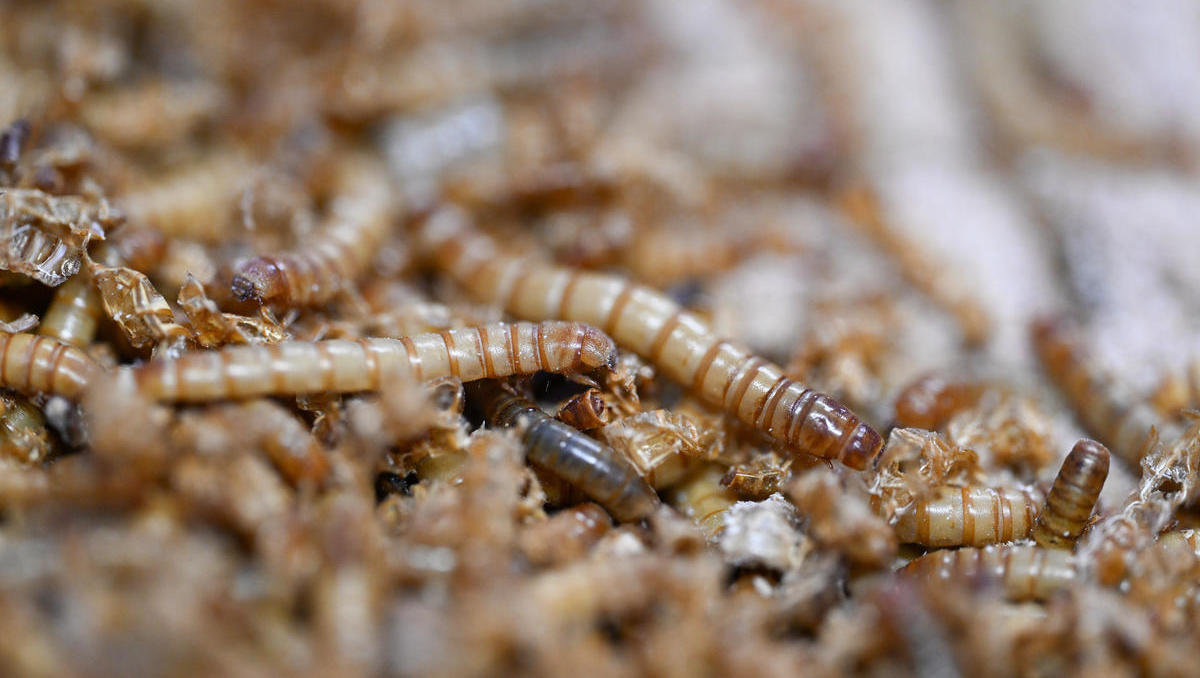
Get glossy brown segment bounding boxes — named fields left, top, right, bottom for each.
left=416, top=208, right=884, bottom=470
left=901, top=545, right=1078, bottom=601
left=1033, top=439, right=1110, bottom=549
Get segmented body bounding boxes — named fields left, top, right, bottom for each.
left=232, top=157, right=398, bottom=307
left=39, top=273, right=102, bottom=347
left=0, top=392, right=53, bottom=464
left=1033, top=318, right=1163, bottom=466
left=417, top=208, right=883, bottom=470
left=468, top=379, right=659, bottom=523
left=118, top=150, right=250, bottom=242
left=891, top=485, right=1043, bottom=547
left=0, top=331, right=100, bottom=400
left=132, top=320, right=614, bottom=402
left=1032, top=439, right=1110, bottom=549
left=667, top=463, right=738, bottom=540
left=901, top=545, right=1078, bottom=601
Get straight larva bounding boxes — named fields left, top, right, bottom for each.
left=232, top=158, right=399, bottom=308
left=417, top=208, right=884, bottom=470
left=1032, top=439, right=1110, bottom=549
left=39, top=273, right=102, bottom=348
left=0, top=332, right=100, bottom=400
left=468, top=379, right=659, bottom=523
left=132, top=320, right=615, bottom=402
left=891, top=485, right=1043, bottom=547
left=901, top=545, right=1078, bottom=601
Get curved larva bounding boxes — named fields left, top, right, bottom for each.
left=0, top=332, right=100, bottom=400
left=119, top=150, right=251, bottom=242
left=891, top=485, right=1043, bottom=547
left=132, top=320, right=615, bottom=402
left=901, top=544, right=1078, bottom=601
left=39, top=274, right=102, bottom=348
left=416, top=208, right=883, bottom=470
left=231, top=158, right=399, bottom=308
left=1032, top=439, right=1110, bottom=549
left=1032, top=318, right=1164, bottom=467
left=467, top=379, right=659, bottom=523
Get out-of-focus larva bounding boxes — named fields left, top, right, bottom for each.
left=1151, top=361, right=1200, bottom=420
left=891, top=485, right=1043, bottom=547
left=838, top=185, right=990, bottom=346
left=1032, top=439, right=1110, bottom=549
left=518, top=502, right=612, bottom=567
left=0, top=188, right=117, bottom=286
left=555, top=387, right=611, bottom=430
left=117, top=149, right=250, bottom=242
left=892, top=373, right=987, bottom=431
left=467, top=379, right=659, bottom=523
left=901, top=544, right=1078, bottom=602
left=666, top=463, right=738, bottom=541
left=0, top=391, right=54, bottom=464
left=417, top=208, right=883, bottom=470
left=621, top=225, right=747, bottom=288
left=104, top=226, right=167, bottom=274
left=79, top=80, right=226, bottom=151
left=38, top=273, right=101, bottom=347
left=231, top=156, right=399, bottom=308
left=132, top=320, right=614, bottom=402
left=90, top=262, right=192, bottom=354
left=1155, top=529, right=1200, bottom=557
left=1032, top=317, right=1163, bottom=466
left=0, top=331, right=100, bottom=400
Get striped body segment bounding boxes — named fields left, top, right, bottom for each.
left=1032, top=439, right=1109, bottom=548
left=0, top=332, right=99, bottom=400
left=892, top=485, right=1043, bottom=547
left=901, top=545, right=1077, bottom=601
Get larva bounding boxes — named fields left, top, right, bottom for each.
left=1032, top=317, right=1163, bottom=467
left=891, top=485, right=1043, bottom=547
left=892, top=373, right=987, bottom=431
left=555, top=387, right=611, bottom=430
left=231, top=156, right=398, bottom=308
left=666, top=463, right=739, bottom=540
left=1032, top=439, right=1110, bottom=549
left=0, top=391, right=54, bottom=464
left=117, top=149, right=250, bottom=242
left=132, top=320, right=615, bottom=402
left=0, top=331, right=100, bottom=400
left=1155, top=529, right=1200, bottom=557
left=39, top=273, right=102, bottom=347
left=467, top=379, right=659, bottom=523
left=416, top=208, right=883, bottom=470
left=900, top=544, right=1078, bottom=602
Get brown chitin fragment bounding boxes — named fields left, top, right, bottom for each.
left=416, top=208, right=883, bottom=470
left=1032, top=317, right=1164, bottom=467
left=555, top=387, right=611, bottom=430
left=891, top=485, right=1043, bottom=548
left=1032, top=439, right=1110, bottom=549
left=468, top=379, right=659, bottom=523
left=176, top=275, right=286, bottom=348
left=232, top=155, right=399, bottom=308
left=0, top=391, right=54, bottom=464
left=133, top=320, right=615, bottom=402
left=0, top=188, right=118, bottom=286
left=901, top=544, right=1078, bottom=602
left=90, top=262, right=192, bottom=354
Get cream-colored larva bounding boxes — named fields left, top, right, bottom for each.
left=0, top=331, right=100, bottom=400
left=891, top=485, right=1043, bottom=548
left=132, top=320, right=614, bottom=402
left=901, top=544, right=1078, bottom=602
left=415, top=208, right=884, bottom=470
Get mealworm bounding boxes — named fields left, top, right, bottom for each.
left=892, top=373, right=987, bottom=431
left=666, top=463, right=738, bottom=540
left=891, top=485, right=1043, bottom=547
left=1155, top=529, right=1200, bottom=557
left=555, top=387, right=611, bottom=430
left=900, top=545, right=1078, bottom=602
left=0, top=391, right=53, bottom=464
left=231, top=156, right=398, bottom=308
left=1150, top=360, right=1200, bottom=420
left=1032, top=439, right=1110, bottom=549
left=1032, top=317, right=1163, bottom=467
left=0, top=331, right=100, bottom=400
left=467, top=379, right=659, bottom=523
left=416, top=208, right=883, bottom=470
left=39, top=273, right=102, bottom=347
left=79, top=80, right=226, bottom=151
left=132, top=320, right=615, bottom=402
left=118, top=149, right=250, bottom=242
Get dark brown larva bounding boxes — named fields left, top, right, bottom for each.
left=416, top=208, right=883, bottom=470
left=1032, top=439, right=1110, bottom=549
left=132, top=321, right=615, bottom=402
left=468, top=379, right=659, bottom=523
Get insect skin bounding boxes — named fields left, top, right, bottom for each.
left=555, top=387, right=611, bottom=430
left=468, top=379, right=659, bottom=523
left=1032, top=439, right=1110, bottom=549
left=416, top=208, right=883, bottom=470
left=132, top=321, right=615, bottom=402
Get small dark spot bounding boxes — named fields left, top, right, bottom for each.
left=375, top=470, right=418, bottom=501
